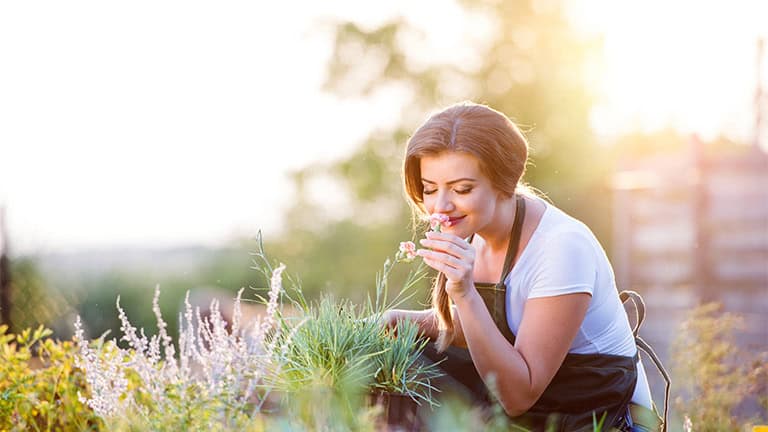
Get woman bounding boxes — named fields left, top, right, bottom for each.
left=383, top=102, right=661, bottom=431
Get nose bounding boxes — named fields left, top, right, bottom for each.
left=432, top=190, right=455, bottom=214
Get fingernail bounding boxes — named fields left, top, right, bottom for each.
left=419, top=239, right=427, bottom=245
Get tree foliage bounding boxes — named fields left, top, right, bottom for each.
left=8, top=258, right=75, bottom=334
left=270, top=0, right=608, bottom=299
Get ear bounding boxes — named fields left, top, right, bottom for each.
left=495, top=189, right=513, bottom=201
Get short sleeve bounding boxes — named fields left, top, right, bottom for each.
left=526, top=231, right=597, bottom=299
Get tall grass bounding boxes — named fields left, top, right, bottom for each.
left=256, top=233, right=443, bottom=427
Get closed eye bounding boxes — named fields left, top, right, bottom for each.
left=422, top=187, right=472, bottom=195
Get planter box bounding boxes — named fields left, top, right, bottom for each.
left=369, top=391, right=423, bottom=431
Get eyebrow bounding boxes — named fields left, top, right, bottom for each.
left=421, top=177, right=477, bottom=185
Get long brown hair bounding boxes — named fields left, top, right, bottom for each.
left=402, top=101, right=529, bottom=351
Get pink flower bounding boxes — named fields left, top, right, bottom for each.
left=429, top=213, right=450, bottom=232
left=398, top=241, right=417, bottom=261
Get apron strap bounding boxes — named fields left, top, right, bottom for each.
left=620, top=290, right=670, bottom=432
left=496, top=195, right=526, bottom=287
left=619, top=290, right=645, bottom=337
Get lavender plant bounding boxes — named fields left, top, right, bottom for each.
left=73, top=263, right=289, bottom=430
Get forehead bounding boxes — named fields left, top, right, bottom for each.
left=419, top=152, right=485, bottom=181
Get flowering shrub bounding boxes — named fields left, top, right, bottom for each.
left=73, top=270, right=285, bottom=430
left=0, top=325, right=104, bottom=431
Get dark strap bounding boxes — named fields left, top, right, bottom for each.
left=496, top=195, right=526, bottom=287
left=619, top=290, right=645, bottom=337
left=620, top=290, right=670, bottom=432
left=467, top=195, right=526, bottom=287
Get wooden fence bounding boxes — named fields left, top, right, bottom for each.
left=612, top=139, right=768, bottom=296
left=611, top=137, right=768, bottom=421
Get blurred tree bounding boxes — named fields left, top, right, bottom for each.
left=0, top=249, right=9, bottom=331
left=267, top=0, right=609, bottom=300
left=1, top=206, right=11, bottom=331
left=70, top=244, right=278, bottom=344
left=8, top=257, right=73, bottom=333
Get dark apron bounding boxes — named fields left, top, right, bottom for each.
left=424, top=196, right=638, bottom=432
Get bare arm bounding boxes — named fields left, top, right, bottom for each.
left=383, top=307, right=467, bottom=348
left=454, top=291, right=590, bottom=416
left=416, top=228, right=597, bottom=417
left=386, top=293, right=589, bottom=416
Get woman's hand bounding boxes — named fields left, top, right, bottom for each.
left=374, top=309, right=442, bottom=341
left=379, top=309, right=399, bottom=330
left=360, top=310, right=397, bottom=328
left=374, top=310, right=411, bottom=337
left=417, top=231, right=476, bottom=299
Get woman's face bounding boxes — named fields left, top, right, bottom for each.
left=419, top=151, right=501, bottom=238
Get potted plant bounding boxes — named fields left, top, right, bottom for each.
left=368, top=317, right=442, bottom=431
left=253, top=238, right=442, bottom=431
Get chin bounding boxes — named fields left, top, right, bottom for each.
left=443, top=226, right=469, bottom=239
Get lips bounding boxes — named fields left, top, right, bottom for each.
left=447, top=216, right=466, bottom=226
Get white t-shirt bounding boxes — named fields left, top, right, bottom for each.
left=501, top=198, right=653, bottom=409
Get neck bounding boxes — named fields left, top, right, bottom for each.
left=476, top=194, right=520, bottom=252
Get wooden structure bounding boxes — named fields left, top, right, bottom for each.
left=612, top=138, right=768, bottom=298
left=613, top=38, right=767, bottom=300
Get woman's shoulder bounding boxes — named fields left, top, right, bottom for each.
left=515, top=198, right=609, bottom=276
left=530, top=197, right=595, bottom=243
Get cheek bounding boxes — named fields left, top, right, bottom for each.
left=462, top=195, right=484, bottom=211
left=464, top=196, right=495, bottom=220
left=421, top=195, right=435, bottom=213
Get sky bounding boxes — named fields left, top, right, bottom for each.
left=1, top=0, right=766, bottom=255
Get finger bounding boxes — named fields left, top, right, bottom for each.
left=425, top=232, right=473, bottom=250
left=419, top=238, right=471, bottom=259
left=417, top=249, right=468, bottom=273
left=421, top=256, right=462, bottom=281
left=425, top=231, right=471, bottom=250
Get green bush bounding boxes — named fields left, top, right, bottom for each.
left=0, top=324, right=103, bottom=431
left=672, top=302, right=768, bottom=431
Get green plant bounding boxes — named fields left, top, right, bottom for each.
left=256, top=236, right=442, bottom=415
left=244, top=234, right=445, bottom=431
left=370, top=317, right=441, bottom=402
left=272, top=296, right=385, bottom=392
left=0, top=324, right=103, bottom=431
left=671, top=302, right=767, bottom=431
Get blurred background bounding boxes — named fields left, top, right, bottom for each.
left=1, top=0, right=766, bottom=427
